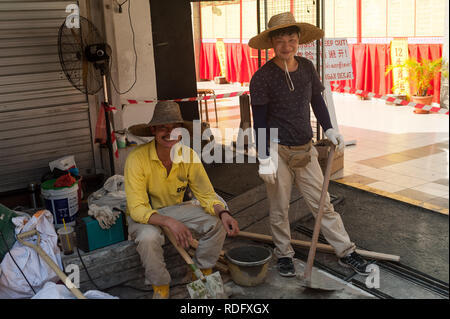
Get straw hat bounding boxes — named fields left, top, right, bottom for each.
left=249, top=11, right=324, bottom=50
left=128, top=100, right=184, bottom=137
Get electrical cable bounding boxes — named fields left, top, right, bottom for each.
left=74, top=209, right=152, bottom=294
left=109, top=282, right=153, bottom=293
left=76, top=246, right=102, bottom=291
left=109, top=0, right=138, bottom=95
left=0, top=230, right=36, bottom=295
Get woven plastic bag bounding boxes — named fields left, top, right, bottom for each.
left=0, top=210, right=62, bottom=299
left=32, top=282, right=119, bottom=299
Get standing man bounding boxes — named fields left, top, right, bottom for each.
left=125, top=101, right=239, bottom=298
left=249, top=12, right=368, bottom=277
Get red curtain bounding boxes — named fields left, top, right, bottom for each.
left=199, top=42, right=221, bottom=80
left=199, top=42, right=265, bottom=84
left=199, top=42, right=443, bottom=103
left=330, top=43, right=442, bottom=103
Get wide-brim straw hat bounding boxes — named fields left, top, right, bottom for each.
left=128, top=100, right=185, bottom=137
left=249, top=11, right=324, bottom=50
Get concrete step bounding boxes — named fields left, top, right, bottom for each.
left=61, top=240, right=189, bottom=294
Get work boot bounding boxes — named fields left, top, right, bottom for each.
left=338, top=252, right=370, bottom=275
left=191, top=267, right=213, bottom=281
left=152, top=284, right=170, bottom=299
left=277, top=257, right=296, bottom=277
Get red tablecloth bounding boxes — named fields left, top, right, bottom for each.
left=199, top=42, right=442, bottom=103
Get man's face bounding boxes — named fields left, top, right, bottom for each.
left=271, top=32, right=299, bottom=61
left=151, top=123, right=183, bottom=149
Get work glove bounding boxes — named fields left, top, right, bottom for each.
left=88, top=204, right=120, bottom=230
left=325, top=128, right=345, bottom=151
left=258, top=157, right=277, bottom=185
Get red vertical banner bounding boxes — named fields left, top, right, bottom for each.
left=390, top=39, right=410, bottom=96
left=216, top=39, right=227, bottom=78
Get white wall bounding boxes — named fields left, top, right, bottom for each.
left=81, top=0, right=158, bottom=174
left=101, top=0, right=158, bottom=130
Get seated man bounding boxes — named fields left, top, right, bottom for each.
left=124, top=100, right=239, bottom=299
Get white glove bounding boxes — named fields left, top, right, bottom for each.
left=258, top=157, right=277, bottom=185
left=88, top=204, right=120, bottom=229
left=325, top=128, right=345, bottom=151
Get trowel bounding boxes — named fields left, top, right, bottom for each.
left=299, top=143, right=345, bottom=291
left=162, top=226, right=226, bottom=299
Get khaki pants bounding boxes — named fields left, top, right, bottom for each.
left=266, top=143, right=356, bottom=259
left=127, top=201, right=227, bottom=286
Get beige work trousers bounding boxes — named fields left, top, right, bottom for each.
left=127, top=201, right=227, bottom=286
left=266, top=143, right=356, bottom=259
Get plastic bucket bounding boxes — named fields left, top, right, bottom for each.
left=41, top=179, right=79, bottom=229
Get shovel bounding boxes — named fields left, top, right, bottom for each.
left=16, top=229, right=87, bottom=299
left=162, top=226, right=226, bottom=299
left=299, top=143, right=345, bottom=291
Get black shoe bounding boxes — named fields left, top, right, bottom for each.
left=338, top=252, right=370, bottom=276
left=277, top=257, right=296, bottom=277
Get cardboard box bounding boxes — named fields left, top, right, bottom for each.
left=314, top=139, right=344, bottom=176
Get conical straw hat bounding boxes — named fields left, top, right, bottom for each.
left=128, top=101, right=184, bottom=137
left=249, top=11, right=324, bottom=50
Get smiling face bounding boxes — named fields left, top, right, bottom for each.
left=151, top=123, right=183, bottom=150
left=271, top=32, right=300, bottom=62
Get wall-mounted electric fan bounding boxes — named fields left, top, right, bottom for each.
left=58, top=16, right=116, bottom=174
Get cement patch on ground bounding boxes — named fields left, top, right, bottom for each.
left=224, top=258, right=375, bottom=299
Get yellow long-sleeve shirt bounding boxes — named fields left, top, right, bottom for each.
left=124, top=140, right=225, bottom=224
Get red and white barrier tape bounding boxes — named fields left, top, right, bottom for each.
left=123, top=86, right=448, bottom=115
left=124, top=90, right=250, bottom=105
left=331, top=83, right=449, bottom=115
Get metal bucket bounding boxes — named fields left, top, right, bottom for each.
left=225, top=245, right=272, bottom=287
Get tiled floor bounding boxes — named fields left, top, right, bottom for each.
left=197, top=81, right=247, bottom=148
left=333, top=93, right=449, bottom=214
left=197, top=81, right=449, bottom=214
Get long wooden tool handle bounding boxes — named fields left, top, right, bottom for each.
left=303, top=146, right=335, bottom=281
left=162, top=226, right=205, bottom=280
left=36, top=246, right=87, bottom=299
left=162, top=226, right=194, bottom=264
left=17, top=231, right=86, bottom=299
left=237, top=231, right=335, bottom=253
left=236, top=231, right=400, bottom=262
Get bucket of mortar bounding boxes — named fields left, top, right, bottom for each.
left=225, top=245, right=272, bottom=287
